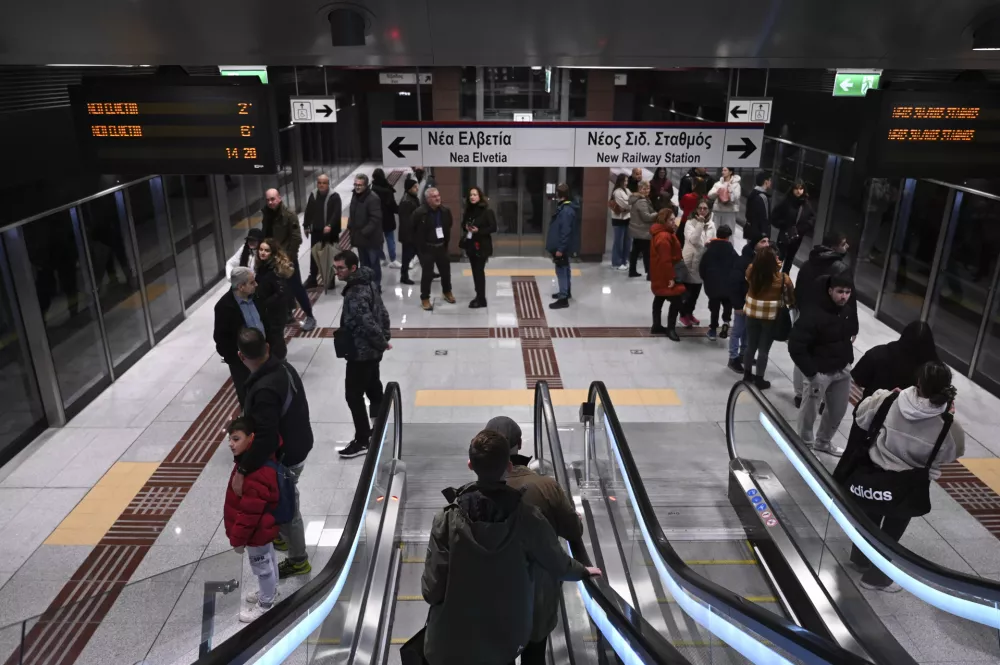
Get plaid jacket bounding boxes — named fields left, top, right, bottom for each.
left=744, top=270, right=794, bottom=320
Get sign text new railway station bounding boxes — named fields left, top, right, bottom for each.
left=381, top=121, right=765, bottom=169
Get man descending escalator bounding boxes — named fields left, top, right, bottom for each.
left=421, top=430, right=602, bottom=665
left=487, top=416, right=589, bottom=665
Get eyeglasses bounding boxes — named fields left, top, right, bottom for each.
left=334, top=265, right=349, bottom=272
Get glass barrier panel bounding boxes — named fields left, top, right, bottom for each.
left=853, top=178, right=903, bottom=308
left=227, top=175, right=251, bottom=254
left=185, top=175, right=224, bottom=288
left=163, top=175, right=203, bottom=307
left=131, top=179, right=183, bottom=337
left=22, top=207, right=112, bottom=409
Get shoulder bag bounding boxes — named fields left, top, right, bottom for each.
left=844, top=393, right=954, bottom=518
left=772, top=277, right=794, bottom=342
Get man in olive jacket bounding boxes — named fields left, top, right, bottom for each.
left=486, top=416, right=587, bottom=665
left=421, top=430, right=600, bottom=665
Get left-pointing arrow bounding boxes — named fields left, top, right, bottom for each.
left=726, top=136, right=757, bottom=160
left=389, top=136, right=418, bottom=159
left=318, top=104, right=334, bottom=118
left=730, top=105, right=747, bottom=119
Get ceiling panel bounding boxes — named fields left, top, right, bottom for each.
left=2, top=0, right=1000, bottom=68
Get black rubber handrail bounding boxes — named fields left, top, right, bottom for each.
left=194, top=381, right=404, bottom=665
left=534, top=381, right=692, bottom=665
left=726, top=380, right=1000, bottom=604
left=587, top=381, right=870, bottom=665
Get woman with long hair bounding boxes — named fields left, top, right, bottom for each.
left=627, top=181, right=657, bottom=278
left=679, top=198, right=716, bottom=327
left=743, top=247, right=794, bottom=388
left=609, top=173, right=632, bottom=270
left=461, top=186, right=497, bottom=308
left=254, top=238, right=294, bottom=359
left=707, top=167, right=741, bottom=230
left=650, top=167, right=674, bottom=211
left=773, top=179, right=815, bottom=273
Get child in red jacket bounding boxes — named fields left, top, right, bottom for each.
left=224, top=417, right=281, bottom=623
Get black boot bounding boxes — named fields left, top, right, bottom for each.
left=665, top=328, right=680, bottom=342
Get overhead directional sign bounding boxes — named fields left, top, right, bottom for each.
left=728, top=98, right=772, bottom=124
left=833, top=70, right=881, bottom=97
left=381, top=122, right=764, bottom=169
left=290, top=97, right=337, bottom=123
left=379, top=72, right=433, bottom=85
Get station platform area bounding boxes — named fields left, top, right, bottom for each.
left=2, top=165, right=1000, bottom=665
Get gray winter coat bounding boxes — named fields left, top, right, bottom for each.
left=348, top=189, right=383, bottom=250
left=628, top=193, right=657, bottom=240
left=339, top=266, right=390, bottom=361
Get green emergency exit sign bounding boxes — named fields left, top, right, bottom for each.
left=833, top=70, right=880, bottom=97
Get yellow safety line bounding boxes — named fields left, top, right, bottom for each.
left=307, top=637, right=342, bottom=646
left=397, top=595, right=423, bottom=601
left=402, top=557, right=425, bottom=564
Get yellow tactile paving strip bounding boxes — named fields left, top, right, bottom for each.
left=415, top=389, right=681, bottom=407
left=45, top=462, right=160, bottom=546
left=958, top=458, right=1000, bottom=496
left=461, top=268, right=583, bottom=277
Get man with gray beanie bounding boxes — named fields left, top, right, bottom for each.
left=485, top=416, right=587, bottom=665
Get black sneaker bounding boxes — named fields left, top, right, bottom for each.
left=549, top=299, right=569, bottom=310
left=551, top=292, right=572, bottom=299
left=727, top=358, right=744, bottom=374
left=719, top=323, right=729, bottom=339
left=400, top=277, right=415, bottom=285
left=469, top=299, right=484, bottom=309
left=665, top=328, right=680, bottom=342
left=754, top=377, right=772, bottom=390
left=338, top=439, right=369, bottom=459
left=794, top=395, right=802, bottom=409
left=278, top=558, right=312, bottom=579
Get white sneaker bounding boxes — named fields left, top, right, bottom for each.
left=860, top=580, right=902, bottom=593
left=389, top=260, right=402, bottom=269
left=616, top=265, right=628, bottom=272
left=239, top=601, right=274, bottom=623
left=245, top=589, right=281, bottom=605
left=410, top=257, right=418, bottom=269
left=810, top=441, right=845, bottom=457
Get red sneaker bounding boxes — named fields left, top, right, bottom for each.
left=679, top=316, right=694, bottom=328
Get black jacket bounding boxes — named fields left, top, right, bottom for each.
left=744, top=188, right=772, bottom=239
left=213, top=291, right=282, bottom=365
left=254, top=260, right=287, bottom=326
left=772, top=194, right=814, bottom=243
left=788, top=279, right=859, bottom=377
left=411, top=204, right=454, bottom=252
left=240, top=356, right=313, bottom=474
left=304, top=190, right=342, bottom=239
left=371, top=181, right=399, bottom=232
left=794, top=245, right=849, bottom=312
left=460, top=201, right=497, bottom=258
left=340, top=266, right=391, bottom=361
left=699, top=239, right=739, bottom=300
left=348, top=189, right=383, bottom=250
left=679, top=169, right=716, bottom=200
left=729, top=243, right=757, bottom=308
left=397, top=191, right=420, bottom=245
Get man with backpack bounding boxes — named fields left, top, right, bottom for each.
left=233, top=326, right=315, bottom=579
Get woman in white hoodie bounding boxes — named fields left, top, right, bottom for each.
left=679, top=199, right=716, bottom=327
left=849, top=361, right=964, bottom=591
left=707, top=167, right=741, bottom=230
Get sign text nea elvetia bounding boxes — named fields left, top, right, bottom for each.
left=426, top=129, right=511, bottom=163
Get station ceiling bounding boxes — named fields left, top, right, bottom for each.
left=5, top=0, right=1000, bottom=69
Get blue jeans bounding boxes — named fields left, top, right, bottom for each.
left=384, top=231, right=397, bottom=262
left=358, top=247, right=382, bottom=288
left=729, top=312, right=747, bottom=360
left=611, top=224, right=631, bottom=267
left=555, top=260, right=571, bottom=298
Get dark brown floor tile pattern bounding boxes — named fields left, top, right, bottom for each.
left=936, top=462, right=1000, bottom=540
left=512, top=278, right=562, bottom=389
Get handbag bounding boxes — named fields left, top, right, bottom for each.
left=717, top=184, right=731, bottom=203
left=772, top=278, right=793, bottom=342
left=843, top=393, right=954, bottom=519
left=672, top=260, right=691, bottom=284
left=399, top=627, right=430, bottom=665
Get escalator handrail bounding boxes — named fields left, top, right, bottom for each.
left=194, top=381, right=404, bottom=665
left=586, top=380, right=870, bottom=665
left=533, top=381, right=695, bottom=665
left=726, top=380, right=1000, bottom=603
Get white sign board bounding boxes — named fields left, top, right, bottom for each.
left=381, top=123, right=764, bottom=168
left=379, top=72, right=432, bottom=85
left=512, top=113, right=533, bottom=122
left=614, top=74, right=628, bottom=86
left=290, top=97, right=337, bottom=123
left=728, top=98, right=773, bottom=124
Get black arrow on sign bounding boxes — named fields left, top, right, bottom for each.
left=730, top=105, right=747, bottom=119
left=318, top=104, right=334, bottom=118
left=389, top=136, right=418, bottom=159
left=726, top=136, right=756, bottom=160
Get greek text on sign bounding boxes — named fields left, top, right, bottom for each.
left=381, top=122, right=764, bottom=168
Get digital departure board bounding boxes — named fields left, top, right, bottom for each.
left=70, top=79, right=279, bottom=175
left=856, top=90, right=1000, bottom=178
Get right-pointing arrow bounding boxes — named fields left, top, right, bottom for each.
left=388, top=135, right=418, bottom=159
left=840, top=77, right=854, bottom=92
left=730, top=105, right=747, bottom=119
left=726, top=136, right=757, bottom=160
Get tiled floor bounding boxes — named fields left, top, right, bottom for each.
left=1, top=164, right=1000, bottom=663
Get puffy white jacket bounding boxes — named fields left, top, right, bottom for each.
left=681, top=217, right=716, bottom=284
left=708, top=175, right=742, bottom=212
left=611, top=187, right=631, bottom=221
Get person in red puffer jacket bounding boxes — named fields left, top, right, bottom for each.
left=649, top=208, right=687, bottom=342
left=224, top=417, right=281, bottom=623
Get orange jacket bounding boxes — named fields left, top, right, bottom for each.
left=650, top=224, right=687, bottom=298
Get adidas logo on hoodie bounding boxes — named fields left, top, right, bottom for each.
left=850, top=485, right=893, bottom=502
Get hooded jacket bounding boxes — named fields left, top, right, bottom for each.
left=857, top=387, right=965, bottom=480
left=628, top=193, right=657, bottom=241
left=788, top=277, right=859, bottom=377
left=708, top=175, right=742, bottom=213
left=851, top=322, right=939, bottom=400
left=224, top=455, right=280, bottom=547
left=261, top=203, right=302, bottom=258
left=744, top=186, right=772, bottom=239
left=699, top=238, right=739, bottom=299
left=610, top=187, right=631, bottom=225
left=681, top=216, right=716, bottom=285
left=795, top=245, right=849, bottom=312
left=649, top=223, right=686, bottom=298
left=545, top=200, right=576, bottom=255
left=422, top=481, right=589, bottom=665
left=773, top=193, right=815, bottom=243
left=371, top=176, right=399, bottom=232
left=239, top=356, right=313, bottom=474
left=340, top=266, right=391, bottom=361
